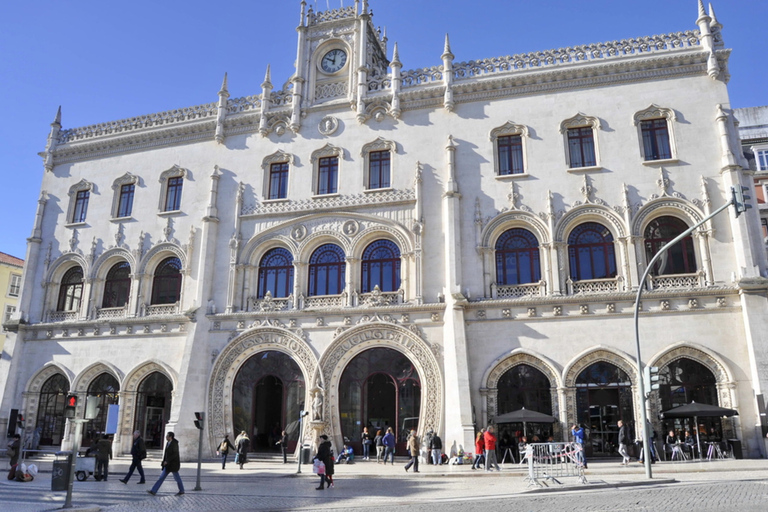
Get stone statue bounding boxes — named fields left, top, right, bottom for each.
left=312, top=390, right=323, bottom=421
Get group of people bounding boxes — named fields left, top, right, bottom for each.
left=471, top=426, right=501, bottom=471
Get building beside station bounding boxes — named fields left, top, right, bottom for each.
left=2, top=0, right=767, bottom=459
left=0, top=252, right=24, bottom=354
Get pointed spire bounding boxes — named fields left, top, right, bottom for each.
left=219, top=72, right=229, bottom=96
left=709, top=3, right=721, bottom=28
left=444, top=34, right=451, bottom=55
left=697, top=0, right=706, bottom=19
left=262, top=65, right=272, bottom=89
left=53, top=105, right=62, bottom=126
left=391, top=42, right=401, bottom=66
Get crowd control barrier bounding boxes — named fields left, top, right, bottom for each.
left=524, top=442, right=587, bottom=488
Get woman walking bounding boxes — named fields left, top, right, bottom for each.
left=314, top=435, right=335, bottom=490
left=218, top=434, right=235, bottom=469
left=471, top=430, right=486, bottom=470
left=374, top=429, right=384, bottom=463
left=361, top=427, right=372, bottom=460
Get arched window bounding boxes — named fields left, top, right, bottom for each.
left=308, top=244, right=345, bottom=296
left=102, top=262, right=131, bottom=308
left=361, top=240, right=401, bottom=293
left=258, top=248, right=294, bottom=298
left=497, top=364, right=552, bottom=416
left=568, top=222, right=617, bottom=280
left=659, top=357, right=719, bottom=437
left=495, top=229, right=541, bottom=285
left=644, top=216, right=697, bottom=275
left=84, top=373, right=120, bottom=446
left=36, top=374, right=69, bottom=446
left=57, top=266, right=84, bottom=312
left=151, top=257, right=182, bottom=305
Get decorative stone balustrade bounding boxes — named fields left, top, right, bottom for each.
left=47, top=311, right=78, bottom=323
left=248, top=293, right=293, bottom=312
left=96, top=306, right=128, bottom=320
left=145, top=303, right=180, bottom=317
left=359, top=286, right=403, bottom=307
left=492, top=281, right=547, bottom=299
left=304, top=295, right=346, bottom=309
left=567, top=276, right=624, bottom=295
left=646, top=271, right=706, bottom=291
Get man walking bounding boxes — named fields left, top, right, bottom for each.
left=147, top=432, right=184, bottom=496
left=94, top=434, right=113, bottom=481
left=382, top=427, right=396, bottom=465
left=428, top=431, right=443, bottom=465
left=484, top=426, right=500, bottom=472
left=617, top=420, right=631, bottom=465
left=276, top=430, right=289, bottom=464
left=120, top=430, right=147, bottom=484
left=403, top=429, right=420, bottom=473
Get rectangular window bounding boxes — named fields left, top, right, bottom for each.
left=762, top=218, right=768, bottom=239
left=567, top=127, right=596, bottom=168
left=164, top=177, right=183, bottom=211
left=8, top=274, right=21, bottom=297
left=498, top=135, right=524, bottom=175
left=3, top=305, right=15, bottom=324
left=117, top=183, right=135, bottom=217
left=268, top=162, right=289, bottom=199
left=72, top=190, right=89, bottom=223
left=317, top=157, right=338, bottom=195
left=757, top=150, right=768, bottom=172
left=641, top=119, right=672, bottom=160
left=368, top=151, right=391, bottom=189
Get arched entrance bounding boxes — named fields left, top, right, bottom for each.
left=83, top=373, right=119, bottom=447
left=575, top=361, right=634, bottom=457
left=134, top=372, right=173, bottom=449
left=496, top=364, right=554, bottom=444
left=659, top=357, right=720, bottom=439
left=232, top=351, right=305, bottom=452
left=36, top=374, right=69, bottom=446
left=339, top=347, right=421, bottom=455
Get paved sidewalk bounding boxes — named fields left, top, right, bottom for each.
left=2, top=455, right=767, bottom=511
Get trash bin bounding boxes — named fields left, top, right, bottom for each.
left=728, top=439, right=742, bottom=459
left=301, top=444, right=312, bottom=464
left=52, top=454, right=72, bottom=491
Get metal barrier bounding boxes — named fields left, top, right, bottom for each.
left=525, top=442, right=587, bottom=487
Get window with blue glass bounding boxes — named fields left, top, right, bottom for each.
left=57, top=266, right=84, bottom=311
left=117, top=184, right=135, bottom=217
left=151, top=257, right=182, bottom=305
left=258, top=248, right=294, bottom=298
left=361, top=240, right=401, bottom=293
left=72, top=190, right=90, bottom=223
left=102, top=261, right=131, bottom=308
left=268, top=162, right=289, bottom=199
left=567, top=222, right=617, bottom=280
left=368, top=151, right=391, bottom=189
left=640, top=119, right=672, bottom=161
left=644, top=216, right=696, bottom=275
left=308, top=244, right=345, bottom=296
left=495, top=228, right=541, bottom=285
left=317, top=157, right=338, bottom=195
left=498, top=135, right=524, bottom=175
left=164, top=177, right=183, bottom=211
left=567, top=127, right=596, bottom=168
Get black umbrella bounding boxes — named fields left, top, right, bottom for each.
left=494, top=407, right=557, bottom=438
left=660, top=402, right=738, bottom=459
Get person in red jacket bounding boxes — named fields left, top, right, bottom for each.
left=484, top=426, right=500, bottom=471
left=471, top=429, right=486, bottom=469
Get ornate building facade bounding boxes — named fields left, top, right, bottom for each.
left=2, top=1, right=768, bottom=459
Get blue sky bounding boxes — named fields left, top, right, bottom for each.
left=1, top=0, right=765, bottom=261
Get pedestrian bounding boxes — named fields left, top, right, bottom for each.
left=403, top=429, right=420, bottom=473
left=235, top=431, right=250, bottom=469
left=382, top=427, right=396, bottom=465
left=617, top=420, right=631, bottom=465
left=484, top=426, right=500, bottom=472
left=7, top=433, right=21, bottom=468
left=314, top=435, right=334, bottom=490
left=120, top=430, right=147, bottom=484
left=471, top=430, right=485, bottom=469
left=374, top=429, right=384, bottom=463
left=638, top=420, right=657, bottom=464
left=571, top=424, right=587, bottom=468
left=94, top=434, right=113, bottom=481
left=361, top=426, right=372, bottom=460
left=428, top=431, right=443, bottom=465
left=218, top=434, right=235, bottom=469
left=147, top=432, right=184, bottom=496
left=276, top=430, right=289, bottom=464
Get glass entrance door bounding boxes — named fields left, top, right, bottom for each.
left=144, top=406, right=164, bottom=448
left=588, top=389, right=620, bottom=456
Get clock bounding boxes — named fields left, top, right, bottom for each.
left=321, top=49, right=347, bottom=74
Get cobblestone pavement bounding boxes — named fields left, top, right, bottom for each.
left=2, top=456, right=767, bottom=511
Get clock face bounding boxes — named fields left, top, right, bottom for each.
left=321, top=49, right=347, bottom=74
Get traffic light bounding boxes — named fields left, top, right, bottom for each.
left=643, top=366, right=660, bottom=395
left=84, top=395, right=101, bottom=420
left=194, top=412, right=205, bottom=430
left=731, top=185, right=753, bottom=218
left=64, top=394, right=78, bottom=419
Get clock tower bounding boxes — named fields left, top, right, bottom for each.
left=293, top=0, right=389, bottom=118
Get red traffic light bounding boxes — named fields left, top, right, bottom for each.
left=67, top=396, right=77, bottom=407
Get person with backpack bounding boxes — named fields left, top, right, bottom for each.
left=218, top=434, right=236, bottom=469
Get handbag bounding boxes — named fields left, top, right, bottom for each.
left=313, top=459, right=325, bottom=475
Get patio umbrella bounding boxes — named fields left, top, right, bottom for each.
left=494, top=407, right=557, bottom=438
left=660, top=402, right=738, bottom=460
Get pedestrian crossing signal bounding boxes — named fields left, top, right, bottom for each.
left=194, top=411, right=205, bottom=430
left=64, top=394, right=78, bottom=419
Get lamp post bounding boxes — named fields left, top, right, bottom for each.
left=633, top=196, right=734, bottom=478
left=296, top=410, right=309, bottom=474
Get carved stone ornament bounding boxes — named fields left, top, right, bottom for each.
left=291, top=224, right=307, bottom=241
left=342, top=220, right=359, bottom=236
left=318, top=116, right=339, bottom=136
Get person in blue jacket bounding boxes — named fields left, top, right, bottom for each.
left=382, top=427, right=396, bottom=465
left=571, top=424, right=587, bottom=469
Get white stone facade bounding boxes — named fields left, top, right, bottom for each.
left=2, top=1, right=768, bottom=460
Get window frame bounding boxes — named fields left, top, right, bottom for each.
left=560, top=113, right=602, bottom=172
left=643, top=216, right=697, bottom=276
left=111, top=172, right=139, bottom=219
left=150, top=257, right=182, bottom=305
left=490, top=122, right=529, bottom=178
left=157, top=165, right=187, bottom=214
left=8, top=273, right=21, bottom=297
left=262, top=150, right=294, bottom=201
left=494, top=228, right=542, bottom=285
left=308, top=243, right=346, bottom=296
left=752, top=146, right=768, bottom=173
left=633, top=105, right=678, bottom=165
left=567, top=222, right=617, bottom=281
left=361, top=137, right=396, bottom=190
left=360, top=239, right=401, bottom=293
left=57, top=266, right=84, bottom=312
left=257, top=247, right=295, bottom=298
left=4, top=304, right=16, bottom=325
left=65, top=179, right=94, bottom=226
left=310, top=144, right=343, bottom=196
left=101, top=261, right=132, bottom=309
